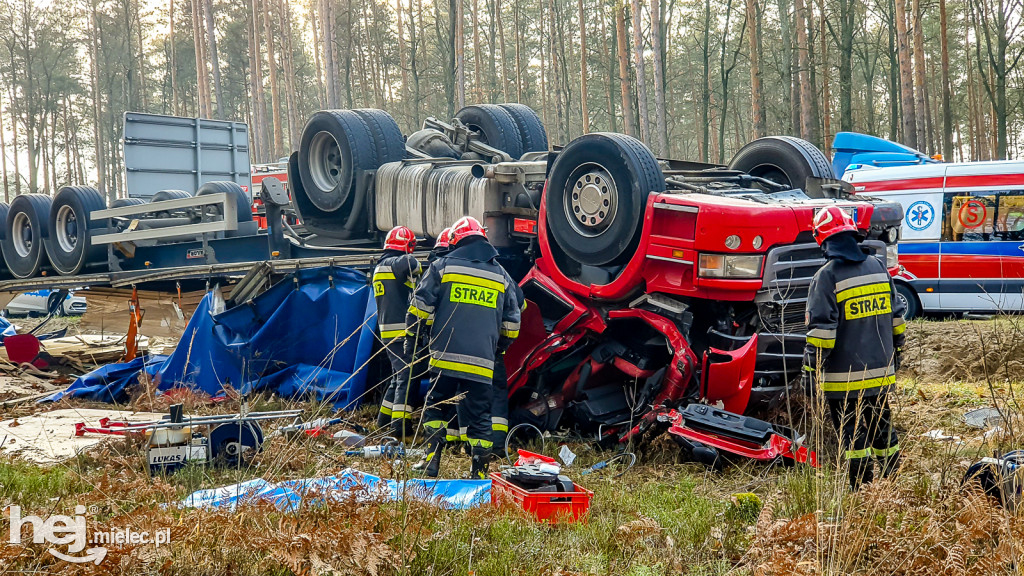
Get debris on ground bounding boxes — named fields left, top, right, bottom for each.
left=0, top=408, right=164, bottom=463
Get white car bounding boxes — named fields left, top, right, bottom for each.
left=3, top=290, right=87, bottom=317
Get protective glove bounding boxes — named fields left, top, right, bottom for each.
left=497, top=336, right=513, bottom=353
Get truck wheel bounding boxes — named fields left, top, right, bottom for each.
left=728, top=136, right=834, bottom=194
left=110, top=198, right=147, bottom=209
left=353, top=109, right=406, bottom=164
left=2, top=194, right=52, bottom=279
left=895, top=283, right=919, bottom=320
left=197, top=181, right=253, bottom=222
left=45, top=186, right=106, bottom=276
left=151, top=189, right=192, bottom=202
left=0, top=202, right=9, bottom=241
left=455, top=104, right=524, bottom=160
left=545, top=132, right=665, bottom=266
left=499, top=103, right=548, bottom=153
left=298, top=110, right=378, bottom=213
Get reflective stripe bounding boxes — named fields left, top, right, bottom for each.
left=410, top=297, right=434, bottom=313
left=467, top=438, right=494, bottom=449
left=500, top=329, right=520, bottom=338
left=373, top=272, right=397, bottom=282
left=893, top=322, right=907, bottom=336
left=845, top=448, right=872, bottom=460
left=429, top=358, right=494, bottom=379
left=443, top=264, right=507, bottom=285
left=834, top=272, right=890, bottom=293
left=404, top=280, right=416, bottom=289
left=441, top=273, right=506, bottom=294
left=872, top=444, right=900, bottom=457
left=445, top=434, right=460, bottom=442
left=492, top=423, right=509, bottom=432
left=802, top=364, right=815, bottom=372
left=806, top=336, right=836, bottom=349
left=408, top=305, right=431, bottom=319
left=821, top=366, right=894, bottom=382
left=374, top=265, right=394, bottom=275
left=836, top=282, right=890, bottom=303
left=380, top=329, right=407, bottom=339
left=892, top=316, right=906, bottom=328
left=806, top=328, right=836, bottom=340
left=820, top=374, right=896, bottom=392
left=521, top=300, right=527, bottom=312
left=423, top=420, right=446, bottom=430
left=379, top=406, right=393, bottom=416
left=432, top=351, right=494, bottom=370
left=391, top=410, right=414, bottom=420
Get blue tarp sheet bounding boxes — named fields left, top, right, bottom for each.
left=50, top=267, right=378, bottom=407
left=0, top=316, right=16, bottom=341
left=181, top=468, right=491, bottom=511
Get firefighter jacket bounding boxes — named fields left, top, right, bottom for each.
left=406, top=240, right=521, bottom=385
left=803, top=252, right=907, bottom=399
left=373, top=251, right=422, bottom=343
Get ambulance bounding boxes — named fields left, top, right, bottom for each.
left=836, top=132, right=1024, bottom=318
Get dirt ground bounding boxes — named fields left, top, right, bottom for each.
left=0, top=316, right=1021, bottom=575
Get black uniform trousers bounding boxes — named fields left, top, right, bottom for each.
left=422, top=374, right=493, bottom=449
left=827, top=391, right=900, bottom=488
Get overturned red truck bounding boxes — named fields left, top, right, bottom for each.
left=283, top=104, right=904, bottom=466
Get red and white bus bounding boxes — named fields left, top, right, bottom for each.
left=844, top=161, right=1024, bottom=318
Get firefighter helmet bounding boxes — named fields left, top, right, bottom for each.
left=449, top=217, right=487, bottom=246
left=812, top=206, right=859, bottom=245
left=384, top=226, right=416, bottom=253
left=435, top=227, right=452, bottom=249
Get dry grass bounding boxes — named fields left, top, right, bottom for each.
left=1, top=316, right=1023, bottom=575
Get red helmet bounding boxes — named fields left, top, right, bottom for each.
left=812, top=206, right=859, bottom=245
left=449, top=216, right=486, bottom=246
left=384, top=226, right=416, bottom=253
left=435, top=227, right=452, bottom=249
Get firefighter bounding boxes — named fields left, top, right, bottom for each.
left=429, top=227, right=453, bottom=263
left=373, top=226, right=422, bottom=437
left=406, top=216, right=521, bottom=478
left=802, top=205, right=906, bottom=490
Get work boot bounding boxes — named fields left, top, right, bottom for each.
left=376, top=410, right=391, bottom=430
left=470, top=446, right=490, bottom=480
left=848, top=458, right=874, bottom=491
left=390, top=419, right=413, bottom=443
left=421, top=435, right=445, bottom=478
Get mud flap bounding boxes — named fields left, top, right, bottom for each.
left=661, top=404, right=816, bottom=467
left=701, top=334, right=757, bottom=414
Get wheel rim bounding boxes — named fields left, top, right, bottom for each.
left=749, top=164, right=792, bottom=188
left=564, top=163, right=618, bottom=238
left=307, top=131, right=346, bottom=192
left=12, top=212, right=32, bottom=258
left=896, top=291, right=911, bottom=318
left=55, top=205, right=78, bottom=253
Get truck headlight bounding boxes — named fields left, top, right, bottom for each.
left=698, top=254, right=764, bottom=278
left=885, top=244, right=899, bottom=268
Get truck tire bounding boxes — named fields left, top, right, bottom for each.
left=895, top=282, right=919, bottom=320
left=45, top=186, right=106, bottom=276
left=352, top=109, right=406, bottom=164
left=728, top=136, right=834, bottom=194
left=196, top=181, right=253, bottom=222
left=298, top=109, right=378, bottom=213
left=545, top=132, right=665, bottom=266
left=110, top=198, right=147, bottom=209
left=0, top=202, right=9, bottom=241
left=455, top=104, right=524, bottom=160
left=150, top=189, right=192, bottom=218
left=2, top=194, right=52, bottom=279
left=499, top=103, right=549, bottom=153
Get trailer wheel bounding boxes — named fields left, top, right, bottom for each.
left=895, top=282, right=919, bottom=320
left=196, top=181, right=253, bottom=222
left=728, top=136, right=834, bottom=194
left=0, top=202, right=9, bottom=242
left=499, top=103, right=549, bottom=153
left=298, top=110, right=378, bottom=213
left=353, top=109, right=406, bottom=164
left=45, top=186, right=106, bottom=276
left=2, top=194, right=52, bottom=279
left=150, top=189, right=192, bottom=202
left=455, top=104, right=525, bottom=160
left=545, top=132, right=665, bottom=266
left=109, top=198, right=147, bottom=209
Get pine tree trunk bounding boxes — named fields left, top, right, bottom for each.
left=170, top=0, right=179, bottom=116
left=279, top=0, right=300, bottom=148
left=939, top=0, right=953, bottom=159
left=820, top=10, right=831, bottom=153
left=579, top=0, right=590, bottom=133
left=631, top=0, right=650, bottom=143
left=309, top=1, right=326, bottom=108
left=615, top=1, right=634, bottom=136
left=191, top=0, right=211, bottom=117
left=603, top=5, right=617, bottom=132
left=893, top=0, right=917, bottom=147
left=911, top=0, right=927, bottom=149
left=0, top=97, right=8, bottom=201
left=887, top=0, right=899, bottom=141
left=471, top=0, right=482, bottom=101
left=496, top=0, right=509, bottom=102
left=793, top=0, right=813, bottom=141
left=249, top=0, right=268, bottom=160
left=700, top=0, right=711, bottom=160
left=651, top=0, right=668, bottom=153
left=747, top=0, right=765, bottom=138
left=456, top=0, right=466, bottom=109
left=203, top=0, right=223, bottom=119
left=90, top=0, right=106, bottom=198
left=262, top=0, right=284, bottom=157
left=409, top=0, right=423, bottom=126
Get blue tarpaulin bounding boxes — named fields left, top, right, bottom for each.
left=51, top=267, right=378, bottom=407
left=0, top=316, right=16, bottom=341
left=181, top=468, right=491, bottom=511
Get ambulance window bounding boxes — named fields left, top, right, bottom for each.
left=995, top=191, right=1024, bottom=240
left=944, top=192, right=1018, bottom=241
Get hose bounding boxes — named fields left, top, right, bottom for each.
left=504, top=422, right=546, bottom=465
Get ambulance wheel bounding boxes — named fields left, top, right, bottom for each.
left=197, top=181, right=253, bottom=222
left=45, top=186, right=106, bottom=276
left=728, top=136, right=834, bottom=194
left=545, top=132, right=665, bottom=267
left=210, top=422, right=264, bottom=467
left=2, top=194, right=52, bottom=279
left=895, top=282, right=919, bottom=320
left=455, top=104, right=524, bottom=160
left=499, top=103, right=548, bottom=153
left=298, top=109, right=378, bottom=213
